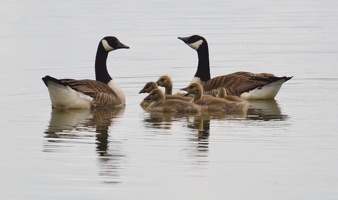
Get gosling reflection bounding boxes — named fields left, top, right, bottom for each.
left=142, top=112, right=201, bottom=130
left=44, top=107, right=125, bottom=184
left=187, top=115, right=210, bottom=153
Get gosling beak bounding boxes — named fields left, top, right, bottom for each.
left=180, top=87, right=189, bottom=96
left=180, top=87, right=188, bottom=92
left=139, top=88, right=146, bottom=94
left=143, top=94, right=151, bottom=101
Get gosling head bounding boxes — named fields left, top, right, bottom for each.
left=139, top=82, right=159, bottom=94
left=101, top=36, right=130, bottom=52
left=156, top=75, right=172, bottom=88
left=180, top=83, right=203, bottom=96
left=178, top=35, right=208, bottom=51
left=143, top=89, right=165, bottom=102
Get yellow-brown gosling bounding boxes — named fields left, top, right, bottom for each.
left=156, top=75, right=191, bottom=101
left=216, top=87, right=245, bottom=102
left=181, top=83, right=249, bottom=114
left=139, top=82, right=159, bottom=109
left=143, top=89, right=201, bottom=113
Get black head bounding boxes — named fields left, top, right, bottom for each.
left=178, top=35, right=207, bottom=51
left=101, top=36, right=130, bottom=52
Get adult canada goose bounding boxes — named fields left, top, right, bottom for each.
left=178, top=35, right=292, bottom=100
left=181, top=83, right=249, bottom=113
left=42, top=36, right=129, bottom=109
left=144, top=89, right=201, bottom=113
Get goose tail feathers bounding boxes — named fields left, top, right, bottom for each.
left=42, top=75, right=67, bottom=87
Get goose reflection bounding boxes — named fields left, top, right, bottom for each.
left=247, top=99, right=288, bottom=120
left=44, top=107, right=125, bottom=184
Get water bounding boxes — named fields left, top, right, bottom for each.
left=1, top=0, right=338, bottom=199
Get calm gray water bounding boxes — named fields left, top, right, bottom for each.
left=1, top=0, right=338, bottom=199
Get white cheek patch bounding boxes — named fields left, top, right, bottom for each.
left=188, top=39, right=203, bottom=50
left=102, top=39, right=114, bottom=51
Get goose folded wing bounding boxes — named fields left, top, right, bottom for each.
left=203, top=72, right=276, bottom=96
left=59, top=79, right=122, bottom=105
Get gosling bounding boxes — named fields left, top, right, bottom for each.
left=139, top=82, right=159, bottom=109
left=181, top=83, right=249, bottom=114
left=143, top=89, right=201, bottom=113
left=156, top=75, right=191, bottom=101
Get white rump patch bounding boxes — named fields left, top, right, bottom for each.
left=188, top=39, right=203, bottom=50
left=102, top=39, right=114, bottom=52
left=240, top=79, right=285, bottom=100
left=46, top=81, right=93, bottom=109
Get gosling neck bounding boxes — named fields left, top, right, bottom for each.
left=165, top=82, right=173, bottom=95
left=192, top=89, right=203, bottom=103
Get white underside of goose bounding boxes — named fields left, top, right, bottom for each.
left=107, top=80, right=126, bottom=105
left=46, top=81, right=93, bottom=109
left=240, top=79, right=285, bottom=100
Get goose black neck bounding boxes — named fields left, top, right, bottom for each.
left=95, top=44, right=112, bottom=84
left=195, top=46, right=211, bottom=82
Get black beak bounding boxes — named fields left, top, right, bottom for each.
left=178, top=36, right=189, bottom=43
left=139, top=88, right=146, bottom=94
left=117, top=40, right=130, bottom=49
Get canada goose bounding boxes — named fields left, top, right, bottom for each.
left=42, top=36, right=129, bottom=109
left=144, top=89, right=201, bottom=113
left=181, top=83, right=249, bottom=113
left=178, top=35, right=292, bottom=100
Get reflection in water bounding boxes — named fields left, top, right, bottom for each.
left=186, top=115, right=210, bottom=167
left=142, top=112, right=203, bottom=130
left=44, top=107, right=125, bottom=184
left=141, top=100, right=288, bottom=165
left=247, top=100, right=288, bottom=121
left=143, top=112, right=211, bottom=168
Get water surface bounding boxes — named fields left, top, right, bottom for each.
left=1, top=0, right=338, bottom=199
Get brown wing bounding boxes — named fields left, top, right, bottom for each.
left=203, top=72, right=279, bottom=96
left=59, top=79, right=123, bottom=107
left=91, top=92, right=123, bottom=107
